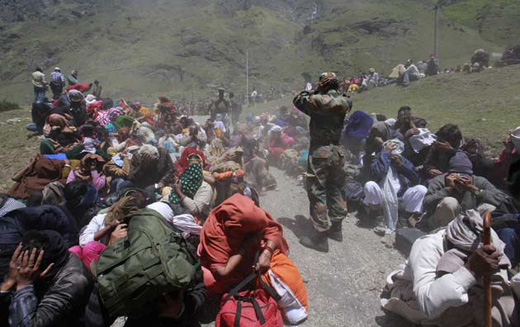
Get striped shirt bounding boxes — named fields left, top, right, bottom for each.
left=51, top=72, right=65, bottom=83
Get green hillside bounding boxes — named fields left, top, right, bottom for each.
left=0, top=0, right=518, bottom=104
left=251, top=64, right=520, bottom=154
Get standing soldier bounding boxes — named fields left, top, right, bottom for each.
left=209, top=88, right=230, bottom=129
left=293, top=72, right=351, bottom=252
left=229, top=92, right=242, bottom=132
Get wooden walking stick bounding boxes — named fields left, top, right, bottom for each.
left=483, top=211, right=492, bottom=327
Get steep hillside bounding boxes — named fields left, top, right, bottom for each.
left=0, top=0, right=518, bottom=104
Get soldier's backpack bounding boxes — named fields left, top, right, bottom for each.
left=91, top=208, right=199, bottom=318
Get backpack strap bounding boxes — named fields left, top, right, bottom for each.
left=257, top=271, right=281, bottom=302
left=224, top=272, right=256, bottom=301
left=234, top=300, right=242, bottom=327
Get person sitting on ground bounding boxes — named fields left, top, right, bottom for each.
left=341, top=110, right=373, bottom=157
left=422, top=123, right=463, bottom=180
left=67, top=154, right=107, bottom=193
left=401, top=60, right=421, bottom=86
left=85, top=260, right=206, bottom=327
left=162, top=151, right=213, bottom=221
left=381, top=210, right=516, bottom=326
left=67, top=69, right=79, bottom=86
left=70, top=193, right=146, bottom=271
left=362, top=139, right=427, bottom=234
left=362, top=121, right=403, bottom=171
left=179, top=124, right=207, bottom=150
left=392, top=106, right=430, bottom=165
left=92, top=80, right=102, bottom=98
left=200, top=194, right=308, bottom=324
left=425, top=56, right=439, bottom=76
left=490, top=127, right=520, bottom=191
left=125, top=144, right=175, bottom=195
left=244, top=138, right=277, bottom=195
left=267, top=126, right=294, bottom=166
left=366, top=68, right=380, bottom=89
left=27, top=98, right=54, bottom=136
left=66, top=82, right=92, bottom=94
left=422, top=152, right=509, bottom=229
left=0, top=230, right=93, bottom=327
left=158, top=123, right=183, bottom=156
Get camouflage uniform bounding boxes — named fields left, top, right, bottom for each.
left=293, top=87, right=350, bottom=232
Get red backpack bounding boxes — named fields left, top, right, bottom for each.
left=216, top=270, right=283, bottom=327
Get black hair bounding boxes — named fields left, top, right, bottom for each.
left=21, top=231, right=52, bottom=272
left=398, top=106, right=411, bottom=114
left=94, top=80, right=99, bottom=84
left=22, top=231, right=50, bottom=252
left=436, top=124, right=462, bottom=147
left=508, top=159, right=520, bottom=200
left=375, top=114, right=387, bottom=122
left=36, top=67, right=43, bottom=72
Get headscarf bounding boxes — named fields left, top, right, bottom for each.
left=43, top=114, right=76, bottom=137
left=104, top=195, right=146, bottom=225
left=175, top=147, right=206, bottom=176
left=371, top=121, right=392, bottom=142
left=200, top=194, right=288, bottom=281
left=41, top=181, right=66, bottom=206
left=74, top=154, right=105, bottom=182
left=117, top=127, right=130, bottom=143
left=439, top=210, right=510, bottom=274
left=382, top=139, right=405, bottom=155
left=169, top=163, right=203, bottom=204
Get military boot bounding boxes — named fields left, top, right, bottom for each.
left=299, top=230, right=329, bottom=253
left=327, top=221, right=343, bottom=242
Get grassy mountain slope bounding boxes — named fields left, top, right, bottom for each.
left=0, top=0, right=518, bottom=104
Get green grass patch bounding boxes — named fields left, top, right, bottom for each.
left=0, top=99, right=21, bottom=112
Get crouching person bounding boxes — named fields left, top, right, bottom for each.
left=362, top=139, right=427, bottom=234
left=0, top=230, right=93, bottom=327
left=85, top=207, right=205, bottom=327
left=423, top=152, right=509, bottom=230
left=200, top=194, right=309, bottom=324
left=381, top=210, right=518, bottom=326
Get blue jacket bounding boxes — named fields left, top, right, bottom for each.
left=370, top=151, right=418, bottom=197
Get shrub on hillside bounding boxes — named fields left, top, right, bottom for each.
left=0, top=99, right=21, bottom=112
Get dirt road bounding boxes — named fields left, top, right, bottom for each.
left=259, top=167, right=411, bottom=327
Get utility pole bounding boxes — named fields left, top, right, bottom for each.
left=246, top=50, right=249, bottom=106
left=434, top=1, right=440, bottom=65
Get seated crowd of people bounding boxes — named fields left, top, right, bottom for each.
left=1, top=84, right=311, bottom=327
left=7, top=65, right=520, bottom=326
left=337, top=105, right=520, bottom=326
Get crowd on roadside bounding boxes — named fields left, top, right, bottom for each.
left=5, top=54, right=520, bottom=327
left=1, top=74, right=312, bottom=327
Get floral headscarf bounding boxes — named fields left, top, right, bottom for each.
left=169, top=163, right=203, bottom=204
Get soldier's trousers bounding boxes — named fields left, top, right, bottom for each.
left=306, top=145, right=348, bottom=232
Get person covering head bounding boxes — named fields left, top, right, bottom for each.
left=317, top=72, right=339, bottom=90
left=21, top=230, right=69, bottom=278
left=54, top=67, right=61, bottom=72
left=104, top=194, right=146, bottom=225
left=448, top=152, right=473, bottom=175
left=68, top=89, right=84, bottom=102
left=369, top=68, right=375, bottom=73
